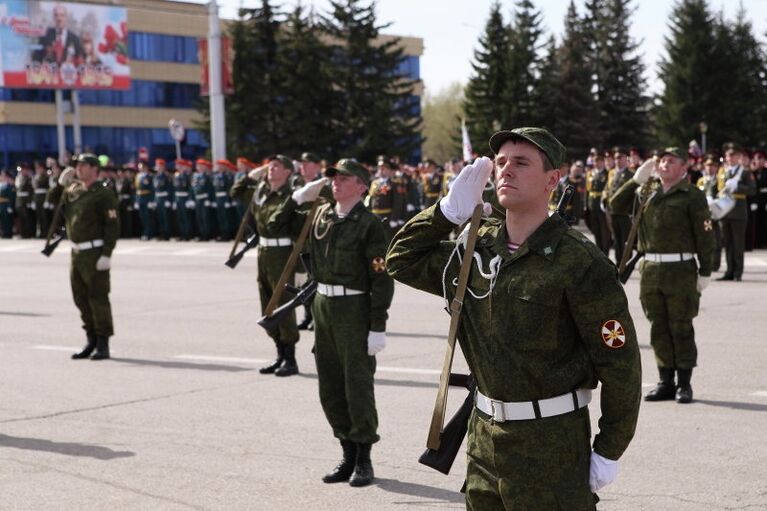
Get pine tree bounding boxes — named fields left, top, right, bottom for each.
left=597, top=0, right=649, bottom=149
left=277, top=5, right=337, bottom=158
left=321, top=0, right=421, bottom=163
left=463, top=2, right=511, bottom=155
left=655, top=0, right=723, bottom=149
left=505, top=0, right=545, bottom=127
left=582, top=0, right=607, bottom=149
left=536, top=35, right=561, bottom=135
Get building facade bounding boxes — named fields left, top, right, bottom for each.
left=0, top=0, right=422, bottom=168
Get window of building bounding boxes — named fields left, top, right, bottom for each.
left=129, top=32, right=200, bottom=64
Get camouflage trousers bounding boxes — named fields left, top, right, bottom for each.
left=257, top=246, right=299, bottom=345
left=70, top=250, right=114, bottom=337
left=465, top=406, right=596, bottom=510
left=312, top=293, right=379, bottom=444
left=639, top=260, right=699, bottom=369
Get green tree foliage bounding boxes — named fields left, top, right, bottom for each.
left=321, top=0, right=422, bottom=162
left=505, top=0, right=545, bottom=127
left=422, top=82, right=465, bottom=164
left=464, top=2, right=511, bottom=155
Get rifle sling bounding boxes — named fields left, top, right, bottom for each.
left=426, top=204, right=484, bottom=451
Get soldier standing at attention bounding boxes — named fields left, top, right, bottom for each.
left=233, top=157, right=254, bottom=220
left=33, top=160, right=50, bottom=238
left=212, top=159, right=235, bottom=241
left=268, top=158, right=393, bottom=487
left=716, top=143, right=756, bottom=281
left=369, top=156, right=405, bottom=239
left=134, top=160, right=154, bottom=240
left=611, top=148, right=715, bottom=403
left=0, top=170, right=14, bottom=238
left=697, top=155, right=723, bottom=271
left=603, top=148, right=635, bottom=265
left=153, top=158, right=174, bottom=241
left=44, top=157, right=62, bottom=233
left=15, top=162, right=35, bottom=238
left=65, top=154, right=120, bottom=361
left=173, top=159, right=195, bottom=241
left=387, top=127, right=641, bottom=509
left=751, top=149, right=767, bottom=248
left=192, top=159, right=215, bottom=241
left=421, top=159, right=444, bottom=208
left=586, top=154, right=611, bottom=255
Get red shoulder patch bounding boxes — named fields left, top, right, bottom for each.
left=601, top=320, right=626, bottom=349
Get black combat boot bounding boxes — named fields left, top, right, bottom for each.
left=72, top=333, right=97, bottom=359
left=644, top=367, right=676, bottom=401
left=676, top=368, right=693, bottom=404
left=90, top=336, right=110, bottom=360
left=275, top=344, right=298, bottom=377
left=259, top=343, right=284, bottom=374
left=297, top=306, right=313, bottom=330
left=322, top=440, right=357, bottom=483
left=349, top=443, right=374, bottom=487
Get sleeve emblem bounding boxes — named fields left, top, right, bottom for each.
left=371, top=256, right=386, bottom=273
left=601, top=320, right=626, bottom=349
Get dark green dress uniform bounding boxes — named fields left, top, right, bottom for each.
left=387, top=205, right=641, bottom=510
left=134, top=169, right=154, bottom=240
left=603, top=166, right=635, bottom=264
left=153, top=170, right=174, bottom=240
left=115, top=172, right=135, bottom=238
left=268, top=192, right=393, bottom=453
left=212, top=169, right=233, bottom=241
left=368, top=176, right=405, bottom=239
left=192, top=170, right=214, bottom=241
left=585, top=167, right=611, bottom=255
left=33, top=170, right=50, bottom=238
left=423, top=170, right=444, bottom=208
left=717, top=165, right=756, bottom=280
left=173, top=169, right=194, bottom=240
left=0, top=177, right=14, bottom=238
left=611, top=174, right=715, bottom=401
left=63, top=180, right=120, bottom=340
left=15, top=171, right=35, bottom=238
left=753, top=167, right=767, bottom=248
left=697, top=173, right=722, bottom=270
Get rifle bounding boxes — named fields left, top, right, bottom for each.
left=257, top=252, right=315, bottom=334
left=41, top=193, right=66, bottom=257
left=617, top=182, right=654, bottom=283
left=225, top=230, right=259, bottom=269
left=419, top=186, right=577, bottom=475
left=229, top=207, right=254, bottom=261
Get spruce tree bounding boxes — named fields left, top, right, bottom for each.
left=582, top=0, right=607, bottom=149
left=536, top=35, right=561, bottom=135
left=463, top=2, right=511, bottom=154
left=505, top=0, right=545, bottom=127
left=321, top=0, right=421, bottom=163
left=655, top=0, right=723, bottom=149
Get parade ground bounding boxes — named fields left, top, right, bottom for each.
left=1, top=238, right=766, bottom=510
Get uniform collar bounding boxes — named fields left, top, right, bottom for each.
left=332, top=201, right=365, bottom=222
left=487, top=214, right=567, bottom=262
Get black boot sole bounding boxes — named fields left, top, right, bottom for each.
left=275, top=366, right=298, bottom=377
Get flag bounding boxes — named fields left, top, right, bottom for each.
left=462, top=119, right=473, bottom=163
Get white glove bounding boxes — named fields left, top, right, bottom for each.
left=697, top=275, right=710, bottom=293
left=750, top=203, right=758, bottom=211
left=59, top=167, right=76, bottom=186
left=248, top=165, right=268, bottom=180
left=367, top=331, right=386, bottom=356
left=389, top=220, right=398, bottom=229
left=406, top=203, right=416, bottom=212
left=96, top=256, right=111, bottom=271
left=589, top=451, right=618, bottom=493
left=185, top=200, right=196, bottom=209
left=632, top=159, right=655, bottom=185
left=292, top=177, right=329, bottom=205
left=724, top=177, right=739, bottom=194
left=439, top=156, right=493, bottom=225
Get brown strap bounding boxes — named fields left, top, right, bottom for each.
left=263, top=200, right=321, bottom=317
left=426, top=204, right=484, bottom=451
left=618, top=187, right=654, bottom=275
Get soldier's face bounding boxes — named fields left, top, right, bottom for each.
left=76, top=162, right=98, bottom=182
left=495, top=140, right=560, bottom=213
left=300, top=161, right=320, bottom=179
left=753, top=154, right=765, bottom=169
left=268, top=161, right=291, bottom=188
left=616, top=155, right=628, bottom=168
left=704, top=163, right=717, bottom=175
left=658, top=155, right=686, bottom=184
left=594, top=158, right=605, bottom=170
left=725, top=150, right=740, bottom=167
left=331, top=174, right=366, bottom=202
left=377, top=165, right=391, bottom=178
left=605, top=156, right=615, bottom=168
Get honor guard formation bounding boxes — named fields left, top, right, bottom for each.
left=3, top=127, right=765, bottom=510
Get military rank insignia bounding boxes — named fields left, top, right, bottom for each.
left=601, top=320, right=626, bottom=349
left=703, top=219, right=713, bottom=232
left=371, top=257, right=386, bottom=273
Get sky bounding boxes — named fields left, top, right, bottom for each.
left=179, top=0, right=767, bottom=97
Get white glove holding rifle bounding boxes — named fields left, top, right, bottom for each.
left=292, top=177, right=329, bottom=205
left=439, top=156, right=493, bottom=225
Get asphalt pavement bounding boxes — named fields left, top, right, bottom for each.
left=1, top=238, right=766, bottom=510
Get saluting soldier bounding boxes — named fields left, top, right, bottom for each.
left=0, top=170, right=14, bottom=238
left=603, top=148, right=635, bottom=265
left=15, top=162, right=35, bottom=238
left=33, top=160, right=50, bottom=238
left=153, top=158, right=174, bottom=240
left=610, top=148, right=715, bottom=403
left=387, top=127, right=641, bottom=509
left=716, top=143, right=756, bottom=281
left=268, top=158, right=393, bottom=487
left=134, top=160, right=154, bottom=240
left=172, top=159, right=195, bottom=241
left=64, top=154, right=120, bottom=361
left=192, top=159, right=215, bottom=241
left=585, top=154, right=611, bottom=255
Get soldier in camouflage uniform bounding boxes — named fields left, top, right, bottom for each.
left=387, top=128, right=641, bottom=510
left=14, top=162, right=35, bottom=238
left=32, top=161, right=50, bottom=238
left=610, top=148, right=715, bottom=403
left=268, top=158, right=393, bottom=487
left=603, top=148, right=635, bottom=265
left=64, top=154, right=120, bottom=361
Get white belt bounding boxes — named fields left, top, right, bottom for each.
left=215, top=191, right=227, bottom=197
left=317, top=283, right=365, bottom=297
left=156, top=191, right=169, bottom=198
left=258, top=237, right=293, bottom=248
left=175, top=191, right=189, bottom=197
left=17, top=191, right=30, bottom=197
left=119, top=194, right=131, bottom=200
left=34, top=188, right=48, bottom=194
left=475, top=388, right=592, bottom=422
left=644, top=252, right=695, bottom=263
left=71, top=239, right=104, bottom=253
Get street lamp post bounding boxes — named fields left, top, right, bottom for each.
left=700, top=122, right=708, bottom=155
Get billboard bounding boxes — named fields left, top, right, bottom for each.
left=0, top=1, right=129, bottom=89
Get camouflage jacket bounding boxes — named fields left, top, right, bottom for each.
left=63, top=180, right=120, bottom=257
left=610, top=178, right=716, bottom=276
left=386, top=205, right=641, bottom=460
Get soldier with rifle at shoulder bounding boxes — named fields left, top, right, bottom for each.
left=387, top=127, right=641, bottom=509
